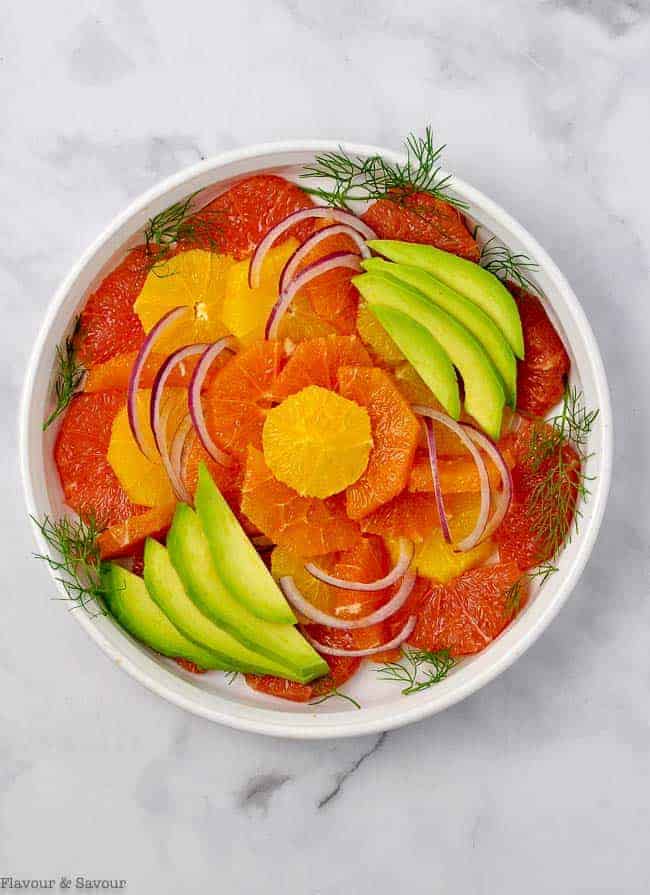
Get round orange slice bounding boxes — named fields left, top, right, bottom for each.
left=262, top=385, right=373, bottom=498
left=134, top=249, right=233, bottom=355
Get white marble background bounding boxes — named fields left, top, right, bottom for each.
left=2, top=0, right=649, bottom=891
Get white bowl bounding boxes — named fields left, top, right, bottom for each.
left=20, top=142, right=613, bottom=739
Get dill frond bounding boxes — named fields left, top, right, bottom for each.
left=310, top=686, right=361, bottom=710
left=32, top=514, right=106, bottom=614
left=377, top=648, right=456, bottom=695
left=144, top=190, right=223, bottom=273
left=42, top=319, right=85, bottom=431
left=479, top=235, right=541, bottom=294
left=301, top=127, right=467, bottom=211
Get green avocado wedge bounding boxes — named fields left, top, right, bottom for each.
left=366, top=304, right=461, bottom=419
left=363, top=258, right=517, bottom=406
left=353, top=272, right=505, bottom=439
left=101, top=562, right=230, bottom=670
left=143, top=539, right=305, bottom=680
left=167, top=504, right=328, bottom=682
left=367, top=240, right=525, bottom=359
left=195, top=463, right=295, bottom=624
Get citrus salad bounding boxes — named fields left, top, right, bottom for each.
left=37, top=132, right=597, bottom=706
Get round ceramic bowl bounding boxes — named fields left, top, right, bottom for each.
left=20, top=142, right=612, bottom=739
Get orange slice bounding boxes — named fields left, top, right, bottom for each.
left=134, top=249, right=233, bottom=355
left=204, top=341, right=283, bottom=459
left=356, top=302, right=404, bottom=367
left=241, top=446, right=360, bottom=556
left=221, top=239, right=299, bottom=344
left=337, top=366, right=420, bottom=519
left=273, top=334, right=371, bottom=400
left=262, top=385, right=372, bottom=498
left=107, top=389, right=186, bottom=507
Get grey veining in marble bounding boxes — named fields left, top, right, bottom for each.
left=2, top=0, right=649, bottom=892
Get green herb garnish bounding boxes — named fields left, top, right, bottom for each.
left=377, top=648, right=456, bottom=695
left=504, top=387, right=599, bottom=610
left=32, top=514, right=105, bottom=614
left=42, top=320, right=85, bottom=431
left=144, top=191, right=223, bottom=272
left=225, top=670, right=239, bottom=685
left=478, top=234, right=541, bottom=294
left=302, top=127, right=467, bottom=211
left=310, top=685, right=361, bottom=710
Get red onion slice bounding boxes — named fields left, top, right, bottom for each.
left=127, top=306, right=188, bottom=454
left=249, top=208, right=377, bottom=289
left=168, top=413, right=193, bottom=504
left=279, top=224, right=371, bottom=295
left=412, top=405, right=491, bottom=552
left=188, top=338, right=236, bottom=467
left=279, top=571, right=416, bottom=630
left=462, top=425, right=513, bottom=541
left=265, top=252, right=362, bottom=340
left=150, top=344, right=206, bottom=501
left=304, top=538, right=413, bottom=592
left=303, top=614, right=416, bottom=657
left=421, top=417, right=452, bottom=545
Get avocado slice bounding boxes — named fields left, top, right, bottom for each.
left=363, top=258, right=517, bottom=406
left=195, top=463, right=295, bottom=624
left=167, top=504, right=328, bottom=682
left=101, top=562, right=230, bottom=670
left=143, top=539, right=308, bottom=681
left=353, top=272, right=505, bottom=439
left=367, top=304, right=461, bottom=418
left=367, top=240, right=525, bottom=359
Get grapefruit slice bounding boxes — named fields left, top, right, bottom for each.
left=508, top=283, right=570, bottom=417
left=55, top=392, right=145, bottom=525
left=241, top=446, right=360, bottom=556
left=273, top=334, right=372, bottom=400
left=362, top=192, right=479, bottom=261
left=78, top=247, right=149, bottom=366
left=192, top=174, right=315, bottom=260
left=410, top=561, right=523, bottom=655
left=337, top=366, right=420, bottom=519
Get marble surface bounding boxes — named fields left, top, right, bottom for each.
left=2, top=0, right=649, bottom=891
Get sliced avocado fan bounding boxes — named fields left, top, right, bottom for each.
left=353, top=272, right=505, bottom=439
left=363, top=258, right=517, bottom=407
left=367, top=240, right=525, bottom=359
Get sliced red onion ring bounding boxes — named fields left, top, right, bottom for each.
left=265, top=252, right=362, bottom=340
left=127, top=306, right=188, bottom=454
left=279, top=571, right=416, bottom=630
left=188, top=338, right=236, bottom=467
left=462, top=425, right=513, bottom=541
left=412, top=405, right=491, bottom=552
left=150, top=345, right=206, bottom=500
left=248, top=208, right=377, bottom=289
left=168, top=413, right=193, bottom=504
left=304, top=538, right=413, bottom=591
left=278, top=224, right=371, bottom=295
left=421, top=417, right=452, bottom=545
left=302, top=614, right=416, bottom=657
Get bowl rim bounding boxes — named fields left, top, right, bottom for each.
left=20, top=140, right=613, bottom=739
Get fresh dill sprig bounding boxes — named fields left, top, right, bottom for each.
left=377, top=648, right=456, bottom=695
left=225, top=670, right=239, bottom=686
left=144, top=190, right=223, bottom=272
left=479, top=234, right=541, bottom=294
left=32, top=514, right=106, bottom=614
left=42, top=320, right=85, bottom=431
left=504, top=388, right=599, bottom=612
left=302, top=126, right=467, bottom=211
left=310, top=686, right=361, bottom=710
